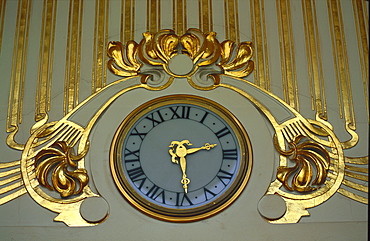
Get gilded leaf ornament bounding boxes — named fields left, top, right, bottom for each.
left=274, top=135, right=330, bottom=192
left=107, top=40, right=141, bottom=76
left=35, top=141, right=89, bottom=198
left=106, top=28, right=254, bottom=80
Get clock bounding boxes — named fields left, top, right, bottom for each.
left=110, top=94, right=252, bottom=222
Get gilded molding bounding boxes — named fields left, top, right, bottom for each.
left=6, top=0, right=32, bottom=150
left=121, top=0, right=135, bottom=43
left=352, top=0, right=369, bottom=118
left=173, top=0, right=186, bottom=36
left=92, top=0, right=109, bottom=93
left=199, top=0, right=213, bottom=33
left=64, top=0, right=84, bottom=115
left=276, top=0, right=299, bottom=110
left=36, top=0, right=57, bottom=122
left=302, top=0, right=327, bottom=121
left=250, top=0, right=270, bottom=91
left=224, top=0, right=239, bottom=43
left=0, top=0, right=6, bottom=51
left=327, top=0, right=357, bottom=149
left=147, top=0, right=160, bottom=33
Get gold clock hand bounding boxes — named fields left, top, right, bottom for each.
left=169, top=140, right=217, bottom=193
left=179, top=156, right=190, bottom=193
left=186, top=143, right=217, bottom=154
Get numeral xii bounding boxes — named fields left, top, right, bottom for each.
left=169, top=106, right=191, bottom=119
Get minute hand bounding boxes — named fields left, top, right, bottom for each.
left=186, top=143, right=217, bottom=154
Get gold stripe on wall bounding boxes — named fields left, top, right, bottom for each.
left=121, top=0, right=134, bottom=43
left=147, top=0, right=160, bottom=33
left=224, top=0, right=239, bottom=43
left=198, top=0, right=213, bottom=33
left=0, top=0, right=6, bottom=51
left=35, top=0, right=57, bottom=122
left=92, top=0, right=109, bottom=93
left=302, top=0, right=327, bottom=120
left=7, top=0, right=32, bottom=133
left=250, top=0, right=270, bottom=91
left=276, top=0, right=299, bottom=110
left=173, top=0, right=186, bottom=35
left=352, top=0, right=369, bottom=118
left=64, top=0, right=83, bottom=115
left=327, top=0, right=355, bottom=129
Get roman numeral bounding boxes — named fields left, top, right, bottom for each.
left=203, top=188, right=217, bottom=201
left=215, top=127, right=231, bottom=138
left=124, top=148, right=140, bottom=163
left=169, top=106, right=192, bottom=119
left=181, top=106, right=191, bottom=119
left=146, top=184, right=166, bottom=203
left=175, top=192, right=193, bottom=206
left=199, top=111, right=209, bottom=124
left=145, top=110, right=165, bottom=127
left=222, top=149, right=238, bottom=160
left=130, top=127, right=147, bottom=140
left=127, top=166, right=146, bottom=182
left=169, top=106, right=181, bottom=119
left=217, top=169, right=234, bottom=186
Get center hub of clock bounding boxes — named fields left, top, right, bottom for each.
left=140, top=119, right=222, bottom=193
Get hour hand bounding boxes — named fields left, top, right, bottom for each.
left=168, top=149, right=178, bottom=164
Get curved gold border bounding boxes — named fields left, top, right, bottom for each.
left=110, top=94, right=252, bottom=222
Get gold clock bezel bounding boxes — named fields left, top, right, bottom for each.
left=110, top=94, right=252, bottom=222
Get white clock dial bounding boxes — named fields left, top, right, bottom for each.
left=110, top=95, right=252, bottom=222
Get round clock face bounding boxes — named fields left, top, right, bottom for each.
left=110, top=95, right=252, bottom=222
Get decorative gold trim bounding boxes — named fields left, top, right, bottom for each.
left=276, top=0, right=299, bottom=110
left=337, top=188, right=367, bottom=204
left=35, top=141, right=89, bottom=198
left=107, top=28, right=254, bottom=81
left=302, top=0, right=327, bottom=121
left=198, top=0, right=213, bottom=33
left=345, top=156, right=368, bottom=165
left=217, top=72, right=367, bottom=222
left=6, top=0, right=32, bottom=150
left=250, top=0, right=270, bottom=91
left=352, top=0, right=369, bottom=119
left=92, top=0, right=109, bottom=93
left=327, top=0, right=358, bottom=149
left=121, top=0, right=135, bottom=43
left=110, top=95, right=252, bottom=222
left=173, top=0, right=186, bottom=36
left=274, top=135, right=330, bottom=192
left=36, top=0, right=57, bottom=122
left=1, top=28, right=367, bottom=226
left=64, top=0, right=83, bottom=115
left=147, top=0, right=160, bottom=33
left=104, top=29, right=366, bottom=223
left=0, top=0, right=6, bottom=51
left=224, top=0, right=239, bottom=43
